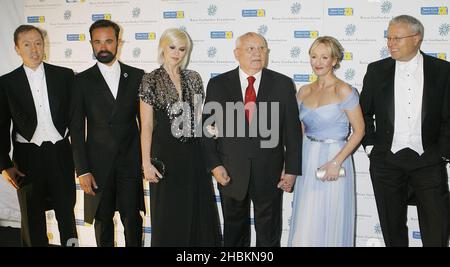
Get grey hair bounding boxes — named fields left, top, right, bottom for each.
left=389, top=15, right=424, bottom=39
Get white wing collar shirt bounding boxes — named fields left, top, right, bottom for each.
left=16, top=63, right=64, bottom=146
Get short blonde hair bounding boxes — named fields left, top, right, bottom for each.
left=157, top=28, right=192, bottom=69
left=309, top=36, right=344, bottom=70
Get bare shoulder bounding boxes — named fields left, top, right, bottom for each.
left=296, top=84, right=312, bottom=101
left=336, top=80, right=353, bottom=101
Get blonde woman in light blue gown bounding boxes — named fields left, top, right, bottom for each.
left=288, top=36, right=365, bottom=247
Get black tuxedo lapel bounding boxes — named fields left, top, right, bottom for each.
left=15, top=67, right=37, bottom=121
left=227, top=68, right=243, bottom=102
left=44, top=63, right=61, bottom=130
left=111, top=62, right=130, bottom=118
left=421, top=53, right=432, bottom=123
left=92, top=64, right=116, bottom=106
left=383, top=59, right=395, bottom=127
left=256, top=68, right=272, bottom=103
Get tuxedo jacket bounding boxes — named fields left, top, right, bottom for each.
left=360, top=52, right=450, bottom=163
left=0, top=63, right=74, bottom=171
left=202, top=67, right=302, bottom=201
left=70, top=61, right=144, bottom=222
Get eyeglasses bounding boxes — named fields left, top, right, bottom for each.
left=240, top=46, right=269, bottom=54
left=385, top=34, right=418, bottom=43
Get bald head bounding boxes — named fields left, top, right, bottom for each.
left=234, top=32, right=268, bottom=75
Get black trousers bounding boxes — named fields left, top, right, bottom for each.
left=93, top=158, right=143, bottom=247
left=220, top=170, right=283, bottom=247
left=369, top=148, right=450, bottom=247
left=14, top=139, right=77, bottom=247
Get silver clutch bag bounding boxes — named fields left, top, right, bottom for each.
left=315, top=167, right=346, bottom=179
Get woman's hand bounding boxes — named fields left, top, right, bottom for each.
left=142, top=164, right=163, bottom=183
left=318, top=160, right=341, bottom=182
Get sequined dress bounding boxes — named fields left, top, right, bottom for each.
left=139, top=66, right=221, bottom=246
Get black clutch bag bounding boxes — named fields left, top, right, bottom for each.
left=151, top=158, right=166, bottom=179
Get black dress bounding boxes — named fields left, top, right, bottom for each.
left=139, top=66, right=222, bottom=247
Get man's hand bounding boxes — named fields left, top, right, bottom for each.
left=277, top=172, right=296, bottom=193
left=78, top=173, right=98, bottom=196
left=1, top=167, right=25, bottom=189
left=211, top=165, right=231, bottom=186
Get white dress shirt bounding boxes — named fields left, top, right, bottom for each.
left=391, top=51, right=424, bottom=155
left=16, top=63, right=64, bottom=146
left=239, top=67, right=262, bottom=99
left=97, top=60, right=121, bottom=99
left=365, top=51, right=424, bottom=156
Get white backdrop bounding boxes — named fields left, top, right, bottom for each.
left=1, top=0, right=449, bottom=247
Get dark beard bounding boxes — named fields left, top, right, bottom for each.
left=95, top=50, right=116, bottom=64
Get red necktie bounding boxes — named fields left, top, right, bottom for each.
left=244, top=76, right=256, bottom=122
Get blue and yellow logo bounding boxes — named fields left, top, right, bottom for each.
left=163, top=11, right=185, bottom=19
left=421, top=6, right=448, bottom=15
left=427, top=53, right=447, bottom=60
left=67, top=34, right=86, bottom=41
left=66, top=0, right=86, bottom=3
left=27, top=16, right=45, bottom=23
left=135, top=32, right=156, bottom=40
left=343, top=52, right=353, bottom=61
left=328, top=8, right=354, bottom=16
left=294, top=74, right=317, bottom=83
left=92, top=14, right=111, bottom=21
left=294, top=31, right=319, bottom=39
left=210, top=31, right=233, bottom=39
left=242, top=9, right=265, bottom=17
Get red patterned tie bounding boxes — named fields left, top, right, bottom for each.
left=244, top=76, right=256, bottom=122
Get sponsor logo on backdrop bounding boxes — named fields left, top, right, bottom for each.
left=131, top=7, right=141, bottom=18
left=421, top=6, right=448, bottom=15
left=272, top=2, right=320, bottom=21
left=210, top=73, right=221, bottom=78
left=75, top=219, right=86, bottom=226
left=163, top=11, right=185, bottom=19
left=143, top=227, right=152, bottom=234
left=412, top=231, right=421, bottom=239
left=345, top=24, right=356, bottom=36
left=207, top=47, right=218, bottom=58
left=27, top=16, right=45, bottom=23
left=257, top=25, right=268, bottom=36
left=328, top=8, right=354, bottom=16
left=135, top=32, right=156, bottom=40
left=92, top=14, right=111, bottom=21
left=381, top=1, right=392, bottom=14
left=215, top=195, right=221, bottom=203
left=64, top=10, right=72, bottom=20
left=374, top=223, right=382, bottom=235
left=210, top=31, right=233, bottom=39
left=208, top=4, right=218, bottom=16
left=132, top=47, right=141, bottom=59
left=344, top=68, right=356, bottom=81
left=242, top=9, right=266, bottom=17
left=343, top=52, right=353, bottom=60
left=439, top=23, right=450, bottom=36
left=293, top=74, right=317, bottom=83
left=65, top=48, right=72, bottom=59
left=290, top=47, right=301, bottom=58
left=66, top=0, right=85, bottom=3
left=291, top=2, right=301, bottom=15
left=426, top=52, right=447, bottom=60
left=361, top=0, right=393, bottom=20
left=294, top=30, right=319, bottom=39
left=189, top=4, right=235, bottom=23
left=67, top=34, right=86, bottom=41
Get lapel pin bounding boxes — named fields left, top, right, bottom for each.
left=123, top=72, right=128, bottom=78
